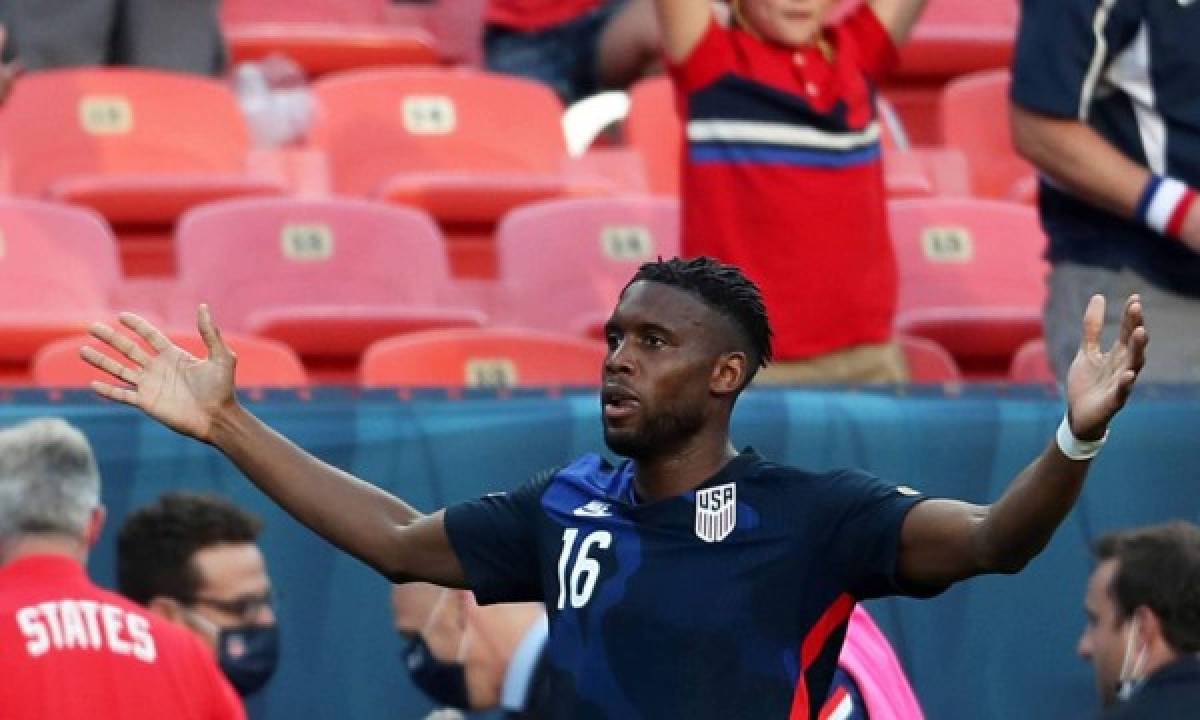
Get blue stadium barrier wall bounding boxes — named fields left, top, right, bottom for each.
left=2, top=385, right=1197, bottom=720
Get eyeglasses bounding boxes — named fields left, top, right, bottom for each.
left=190, top=589, right=276, bottom=622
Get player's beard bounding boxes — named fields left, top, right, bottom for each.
left=603, top=403, right=706, bottom=461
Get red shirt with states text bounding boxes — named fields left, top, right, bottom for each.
left=0, top=554, right=245, bottom=720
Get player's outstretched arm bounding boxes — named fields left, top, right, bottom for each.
left=897, top=294, right=1148, bottom=589
left=84, top=306, right=468, bottom=587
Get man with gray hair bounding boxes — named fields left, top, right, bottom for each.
left=0, top=417, right=244, bottom=720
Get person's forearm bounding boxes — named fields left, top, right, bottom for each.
left=974, top=442, right=1089, bottom=573
left=209, top=402, right=421, bottom=577
left=868, top=0, right=930, bottom=45
left=1010, top=105, right=1152, bottom=218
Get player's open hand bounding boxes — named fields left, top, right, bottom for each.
left=83, top=305, right=237, bottom=443
left=1065, top=294, right=1148, bottom=441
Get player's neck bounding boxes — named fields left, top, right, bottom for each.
left=1, top=535, right=89, bottom=566
left=632, top=432, right=739, bottom=503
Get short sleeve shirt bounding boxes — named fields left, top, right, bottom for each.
left=0, top=555, right=244, bottom=720
left=445, top=450, right=930, bottom=719
left=1012, top=0, right=1200, bottom=294
left=669, top=8, right=900, bottom=359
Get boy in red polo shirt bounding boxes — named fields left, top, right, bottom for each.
left=0, top=418, right=244, bottom=720
left=657, top=0, right=929, bottom=382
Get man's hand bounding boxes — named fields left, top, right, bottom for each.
left=83, top=305, right=238, bottom=443
left=1065, top=294, right=1148, bottom=441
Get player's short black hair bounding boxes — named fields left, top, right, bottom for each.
left=117, top=491, right=263, bottom=606
left=1094, top=521, right=1200, bottom=653
left=628, top=256, right=774, bottom=374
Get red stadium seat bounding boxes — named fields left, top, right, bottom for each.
left=1009, top=338, right=1056, bottom=384
left=360, top=328, right=606, bottom=388
left=174, top=197, right=485, bottom=363
left=495, top=196, right=679, bottom=340
left=310, top=68, right=605, bottom=275
left=32, top=332, right=308, bottom=387
left=894, top=0, right=1017, bottom=79
left=221, top=0, right=438, bottom=76
left=0, top=69, right=285, bottom=275
left=625, top=74, right=944, bottom=198
left=0, top=199, right=122, bottom=366
left=626, top=76, right=681, bottom=197
left=941, top=69, right=1036, bottom=200
left=898, top=334, right=962, bottom=383
left=889, top=198, right=1049, bottom=375
left=0, top=69, right=284, bottom=222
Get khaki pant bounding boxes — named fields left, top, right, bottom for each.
left=1045, top=263, right=1200, bottom=383
left=754, top=341, right=909, bottom=385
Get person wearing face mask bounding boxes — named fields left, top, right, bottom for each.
left=117, top=491, right=280, bottom=698
left=393, top=582, right=549, bottom=717
left=0, top=419, right=244, bottom=720
left=1078, top=521, right=1200, bottom=717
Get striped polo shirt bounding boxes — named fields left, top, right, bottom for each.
left=671, top=6, right=899, bottom=360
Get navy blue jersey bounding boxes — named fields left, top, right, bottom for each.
left=1011, top=0, right=1200, bottom=296
left=444, top=450, right=929, bottom=719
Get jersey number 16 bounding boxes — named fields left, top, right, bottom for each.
left=556, top=528, right=612, bottom=610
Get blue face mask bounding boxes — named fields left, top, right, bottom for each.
left=217, top=624, right=279, bottom=697
left=403, top=633, right=471, bottom=709
left=401, top=589, right=472, bottom=710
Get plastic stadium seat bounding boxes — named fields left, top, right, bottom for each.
left=33, top=332, right=308, bottom=387
left=360, top=328, right=606, bottom=388
left=894, top=0, right=1017, bottom=79
left=941, top=69, right=1036, bottom=200
left=625, top=75, right=942, bottom=198
left=496, top=196, right=679, bottom=339
left=889, top=198, right=1049, bottom=374
left=898, top=334, right=962, bottom=383
left=0, top=69, right=284, bottom=224
left=626, top=76, right=681, bottom=197
left=1009, top=338, right=1056, bottom=384
left=221, top=0, right=438, bottom=76
left=174, top=198, right=485, bottom=361
left=311, top=68, right=591, bottom=219
left=0, top=199, right=122, bottom=364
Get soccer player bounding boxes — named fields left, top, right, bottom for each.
left=84, top=257, right=1147, bottom=718
left=0, top=418, right=244, bottom=720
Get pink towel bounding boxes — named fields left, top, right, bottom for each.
left=830, top=606, right=925, bottom=720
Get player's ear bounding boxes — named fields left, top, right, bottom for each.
left=711, top=351, right=748, bottom=396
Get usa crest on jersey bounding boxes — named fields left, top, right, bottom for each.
left=695, top=482, right=737, bottom=543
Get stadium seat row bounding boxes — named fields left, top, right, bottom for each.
left=0, top=65, right=1030, bottom=278
left=0, top=194, right=1048, bottom=382
left=27, top=328, right=1056, bottom=389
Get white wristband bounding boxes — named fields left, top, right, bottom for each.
left=1056, top=414, right=1108, bottom=461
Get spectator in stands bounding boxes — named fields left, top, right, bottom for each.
left=0, top=418, right=244, bottom=719
left=484, top=0, right=660, bottom=104
left=1012, top=1, right=1200, bottom=383
left=1078, top=521, right=1200, bottom=715
left=657, top=0, right=932, bottom=383
left=395, top=583, right=923, bottom=719
left=393, top=583, right=548, bottom=717
left=0, top=0, right=225, bottom=76
left=117, top=491, right=280, bottom=699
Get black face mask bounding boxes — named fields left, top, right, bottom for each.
left=217, top=624, right=279, bottom=697
left=403, top=634, right=470, bottom=710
